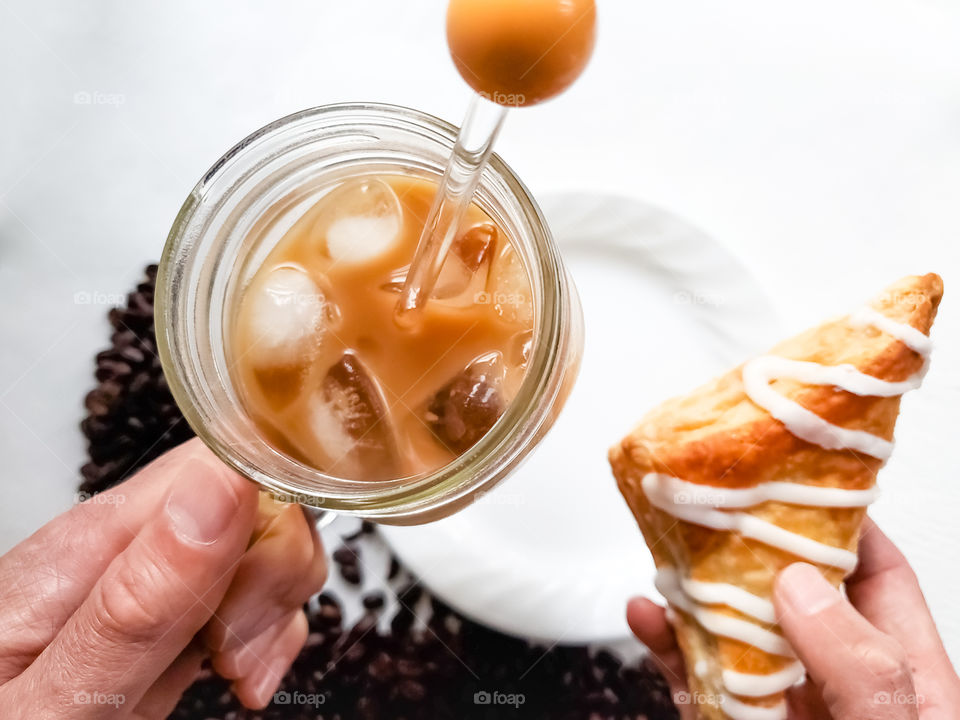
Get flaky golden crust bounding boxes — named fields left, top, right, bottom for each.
left=610, top=274, right=942, bottom=719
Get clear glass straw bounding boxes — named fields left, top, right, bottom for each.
left=395, top=95, right=508, bottom=325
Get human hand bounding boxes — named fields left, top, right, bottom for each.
left=0, top=438, right=327, bottom=718
left=627, top=518, right=960, bottom=719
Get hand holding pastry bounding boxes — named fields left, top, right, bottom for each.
left=628, top=517, right=960, bottom=719
left=610, top=274, right=949, bottom=719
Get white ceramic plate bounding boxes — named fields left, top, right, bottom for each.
left=380, top=193, right=781, bottom=644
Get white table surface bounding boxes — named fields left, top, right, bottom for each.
left=1, top=0, right=958, bottom=663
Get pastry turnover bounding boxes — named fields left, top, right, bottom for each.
left=609, top=274, right=942, bottom=720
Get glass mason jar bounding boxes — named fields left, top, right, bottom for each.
left=156, top=102, right=582, bottom=524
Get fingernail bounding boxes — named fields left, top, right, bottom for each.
left=214, top=647, right=246, bottom=679
left=251, top=657, right=286, bottom=707
left=778, top=563, right=840, bottom=617
left=208, top=621, right=239, bottom=652
left=215, top=606, right=268, bottom=652
left=166, top=459, right=239, bottom=544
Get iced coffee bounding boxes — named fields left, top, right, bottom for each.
left=230, top=176, right=535, bottom=481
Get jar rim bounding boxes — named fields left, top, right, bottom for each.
left=156, top=102, right=575, bottom=522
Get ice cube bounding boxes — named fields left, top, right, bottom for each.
left=509, top=329, right=533, bottom=368
left=310, top=351, right=397, bottom=480
left=310, top=179, right=403, bottom=265
left=380, top=222, right=498, bottom=302
left=426, top=352, right=505, bottom=454
left=454, top=222, right=498, bottom=272
left=379, top=268, right=406, bottom=295
left=242, top=265, right=327, bottom=370
left=486, top=242, right=533, bottom=325
left=432, top=222, right=498, bottom=299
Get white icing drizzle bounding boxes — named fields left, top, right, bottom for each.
left=645, top=471, right=881, bottom=510
left=720, top=694, right=788, bottom=720
left=850, top=306, right=933, bottom=356
left=742, top=356, right=914, bottom=460
left=676, top=574, right=777, bottom=625
left=655, top=568, right=795, bottom=657
left=644, top=475, right=860, bottom=571
left=641, top=308, right=932, bottom=718
left=723, top=662, right=805, bottom=697
left=742, top=308, right=931, bottom=461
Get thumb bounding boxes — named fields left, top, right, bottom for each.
left=8, top=451, right=259, bottom=718
left=774, top=562, right=920, bottom=720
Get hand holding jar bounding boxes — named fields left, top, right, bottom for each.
left=0, top=440, right=326, bottom=717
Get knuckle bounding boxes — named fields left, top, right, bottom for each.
left=294, top=556, right=328, bottom=605
left=92, top=557, right=170, bottom=643
left=293, top=543, right=327, bottom=600
left=291, top=609, right=310, bottom=644
left=288, top=524, right=315, bottom=572
left=265, top=559, right=304, bottom=605
left=852, top=636, right=911, bottom=685
left=284, top=560, right=325, bottom=610
left=823, top=636, right=915, bottom=717
left=273, top=511, right=317, bottom=588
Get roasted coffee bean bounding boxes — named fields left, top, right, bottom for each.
left=396, top=658, right=423, bottom=678
left=342, top=642, right=367, bottom=666
left=95, top=359, right=132, bottom=382
left=80, top=462, right=101, bottom=482
left=396, top=679, right=426, bottom=703
left=112, top=329, right=138, bottom=346
left=396, top=581, right=423, bottom=606
left=390, top=606, right=416, bottom=637
left=340, top=564, right=362, bottom=586
left=332, top=546, right=359, bottom=566
left=353, top=611, right=377, bottom=635
left=356, top=697, right=380, bottom=720
left=387, top=555, right=401, bottom=580
left=79, top=266, right=195, bottom=495
left=304, top=632, right=325, bottom=649
left=315, top=596, right=342, bottom=629
left=367, top=651, right=395, bottom=682
left=129, top=371, right=151, bottom=395
left=362, top=592, right=385, bottom=610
